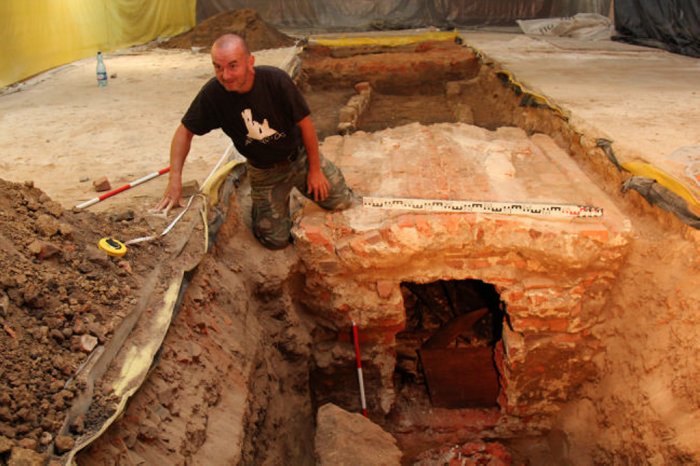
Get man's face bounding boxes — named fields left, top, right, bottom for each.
left=211, top=43, right=255, bottom=93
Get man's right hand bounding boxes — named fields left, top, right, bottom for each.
left=155, top=123, right=194, bottom=214
left=154, top=183, right=184, bottom=214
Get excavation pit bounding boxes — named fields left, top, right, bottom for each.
left=76, top=37, right=634, bottom=465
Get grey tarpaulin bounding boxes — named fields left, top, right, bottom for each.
left=622, top=177, right=700, bottom=229
left=613, top=0, right=700, bottom=58
left=196, top=0, right=611, bottom=30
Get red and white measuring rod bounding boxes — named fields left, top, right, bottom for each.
left=75, top=166, right=170, bottom=209
left=352, top=320, right=369, bottom=418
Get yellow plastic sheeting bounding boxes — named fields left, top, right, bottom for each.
left=310, top=30, right=458, bottom=48
left=0, top=0, right=195, bottom=88
left=64, top=272, right=185, bottom=465
left=201, top=159, right=245, bottom=208
left=621, top=161, right=700, bottom=209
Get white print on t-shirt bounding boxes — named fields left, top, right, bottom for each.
left=242, top=108, right=277, bottom=140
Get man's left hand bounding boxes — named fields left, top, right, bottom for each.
left=307, top=169, right=330, bottom=202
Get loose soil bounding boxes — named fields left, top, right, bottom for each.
left=0, top=179, right=166, bottom=455
left=160, top=8, right=296, bottom=52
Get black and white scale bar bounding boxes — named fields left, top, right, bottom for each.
left=361, top=196, right=603, bottom=218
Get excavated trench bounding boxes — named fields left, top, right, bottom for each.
left=78, top=38, right=624, bottom=465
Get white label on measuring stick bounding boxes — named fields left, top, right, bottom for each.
left=362, top=196, right=603, bottom=218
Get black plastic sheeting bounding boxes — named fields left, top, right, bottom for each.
left=196, top=0, right=611, bottom=30
left=613, top=0, right=700, bottom=58
left=622, top=177, right=700, bottom=229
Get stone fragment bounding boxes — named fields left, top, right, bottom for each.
left=354, top=81, right=371, bottom=93
left=70, top=415, right=85, bottom=435
left=376, top=280, right=394, bottom=299
left=58, top=223, right=74, bottom=238
left=338, top=106, right=357, bottom=124
left=157, top=387, right=176, bottom=407
left=45, top=201, right=64, bottom=217
left=138, top=419, right=160, bottom=440
left=27, top=240, right=60, bottom=260
left=181, top=179, right=200, bottom=198
left=79, top=334, right=98, bottom=353
left=8, top=447, right=46, bottom=466
left=0, top=424, right=16, bottom=439
left=92, top=176, right=111, bottom=192
left=17, top=438, right=37, bottom=450
left=39, top=431, right=53, bottom=446
left=0, top=435, right=13, bottom=453
left=0, top=290, right=10, bottom=317
left=337, top=122, right=354, bottom=135
left=35, top=214, right=59, bottom=237
left=112, top=209, right=135, bottom=222
left=315, top=403, right=402, bottom=466
left=117, top=260, right=133, bottom=274
left=53, top=435, right=75, bottom=454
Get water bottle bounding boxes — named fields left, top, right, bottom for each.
left=96, top=51, right=108, bottom=87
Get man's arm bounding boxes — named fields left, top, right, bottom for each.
left=155, top=123, right=194, bottom=212
left=298, top=115, right=329, bottom=202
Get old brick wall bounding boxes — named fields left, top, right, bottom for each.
left=294, top=122, right=631, bottom=428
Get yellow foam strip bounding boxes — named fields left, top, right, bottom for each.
left=622, top=161, right=700, bottom=207
left=311, top=30, right=458, bottom=48
left=201, top=160, right=244, bottom=207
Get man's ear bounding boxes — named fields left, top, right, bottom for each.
left=249, top=54, right=255, bottom=67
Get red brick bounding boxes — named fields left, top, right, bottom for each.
left=354, top=81, right=371, bottom=93
left=415, top=216, right=432, bottom=234
left=529, top=293, right=551, bottom=306
left=466, top=259, right=490, bottom=269
left=376, top=280, right=394, bottom=299
left=364, top=231, right=384, bottom=244
left=397, top=215, right=415, bottom=229
left=522, top=277, right=558, bottom=290
left=580, top=229, right=609, bottom=242
left=303, top=225, right=329, bottom=245
left=445, top=259, right=464, bottom=269
left=511, top=317, right=569, bottom=332
left=92, top=176, right=111, bottom=192
left=502, top=290, right=525, bottom=303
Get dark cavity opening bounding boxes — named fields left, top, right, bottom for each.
left=396, top=279, right=505, bottom=409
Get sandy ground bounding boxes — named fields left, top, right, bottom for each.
left=0, top=48, right=229, bottom=214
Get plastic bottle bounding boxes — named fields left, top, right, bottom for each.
left=96, top=51, right=108, bottom=87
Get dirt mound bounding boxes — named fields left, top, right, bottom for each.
left=0, top=179, right=161, bottom=460
left=161, top=8, right=296, bottom=52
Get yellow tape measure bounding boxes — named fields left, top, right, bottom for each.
left=98, top=237, right=127, bottom=257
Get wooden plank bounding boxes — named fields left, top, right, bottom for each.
left=419, top=347, right=499, bottom=408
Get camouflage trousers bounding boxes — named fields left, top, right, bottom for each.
left=247, top=146, right=354, bottom=249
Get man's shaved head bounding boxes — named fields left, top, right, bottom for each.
left=212, top=34, right=250, bottom=55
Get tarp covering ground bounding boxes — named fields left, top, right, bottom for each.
left=196, top=0, right=612, bottom=29
left=613, top=0, right=700, bottom=58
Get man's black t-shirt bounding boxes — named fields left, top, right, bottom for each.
left=182, top=66, right=310, bottom=167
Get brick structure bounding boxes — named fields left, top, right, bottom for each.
left=294, top=122, right=631, bottom=426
